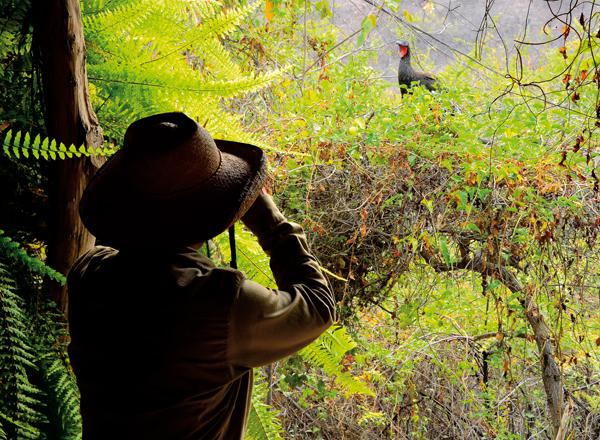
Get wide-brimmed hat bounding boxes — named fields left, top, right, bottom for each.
left=79, top=112, right=267, bottom=249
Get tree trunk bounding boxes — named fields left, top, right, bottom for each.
left=34, top=0, right=103, bottom=312
left=522, top=288, right=564, bottom=437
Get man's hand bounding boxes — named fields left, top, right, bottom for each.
left=241, top=191, right=286, bottom=240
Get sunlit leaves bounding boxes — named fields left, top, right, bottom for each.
left=264, top=0, right=275, bottom=22
left=357, top=14, right=376, bottom=46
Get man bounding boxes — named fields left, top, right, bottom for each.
left=67, top=112, right=336, bottom=439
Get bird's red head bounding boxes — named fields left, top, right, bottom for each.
left=396, top=41, right=409, bottom=59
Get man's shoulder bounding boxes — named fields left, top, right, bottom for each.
left=174, top=249, right=246, bottom=293
left=68, top=246, right=118, bottom=284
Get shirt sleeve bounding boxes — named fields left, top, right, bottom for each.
left=227, top=218, right=336, bottom=368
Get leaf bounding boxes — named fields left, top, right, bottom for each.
left=559, top=46, right=567, bottom=59
left=32, top=134, right=40, bottom=149
left=464, top=222, right=481, bottom=234
left=300, top=325, right=374, bottom=397
left=315, top=0, right=331, bottom=18
left=3, top=129, right=13, bottom=153
left=264, top=0, right=274, bottom=22
left=421, top=198, right=433, bottom=214
left=13, top=130, right=21, bottom=150
left=487, top=280, right=502, bottom=291
left=357, top=14, right=376, bottom=46
left=403, top=10, right=416, bottom=22
left=439, top=236, right=451, bottom=265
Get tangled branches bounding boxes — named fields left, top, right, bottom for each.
left=297, top=144, right=598, bottom=312
left=302, top=145, right=450, bottom=308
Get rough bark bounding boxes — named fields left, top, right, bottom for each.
left=34, top=0, right=104, bottom=312
left=421, top=249, right=564, bottom=437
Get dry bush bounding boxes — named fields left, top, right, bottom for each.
left=275, top=333, right=599, bottom=439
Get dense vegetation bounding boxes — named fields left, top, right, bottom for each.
left=1, top=1, right=598, bottom=439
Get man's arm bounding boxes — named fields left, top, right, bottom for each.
left=227, top=193, right=336, bottom=368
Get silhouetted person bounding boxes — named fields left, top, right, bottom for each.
left=68, top=112, right=336, bottom=439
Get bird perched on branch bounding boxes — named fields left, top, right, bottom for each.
left=396, top=40, right=436, bottom=94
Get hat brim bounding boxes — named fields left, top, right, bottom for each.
left=79, top=139, right=267, bottom=250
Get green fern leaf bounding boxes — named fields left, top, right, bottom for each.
left=245, top=375, right=284, bottom=440
left=0, top=129, right=117, bottom=160
left=0, top=263, right=45, bottom=438
left=0, top=230, right=66, bottom=284
left=300, top=324, right=374, bottom=396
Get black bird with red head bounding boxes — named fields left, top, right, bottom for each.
left=396, top=40, right=436, bottom=94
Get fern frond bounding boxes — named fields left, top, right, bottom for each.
left=0, top=263, right=45, bottom=438
left=0, top=230, right=66, bottom=284
left=196, top=1, right=258, bottom=39
left=300, top=324, right=374, bottom=396
left=1, top=129, right=117, bottom=160
left=83, top=0, right=161, bottom=37
left=193, top=70, right=286, bottom=98
left=90, top=60, right=285, bottom=99
left=0, top=411, right=38, bottom=440
left=90, top=94, right=143, bottom=141
left=245, top=374, right=284, bottom=440
left=36, top=354, right=82, bottom=440
left=29, top=298, right=82, bottom=439
left=185, top=1, right=259, bottom=78
left=85, top=0, right=284, bottom=151
left=0, top=0, right=32, bottom=60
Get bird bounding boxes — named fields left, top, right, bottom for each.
left=396, top=40, right=436, bottom=94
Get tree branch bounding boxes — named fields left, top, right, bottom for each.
left=420, top=248, right=564, bottom=436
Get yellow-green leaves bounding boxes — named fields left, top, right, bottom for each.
left=1, top=129, right=117, bottom=160
left=357, top=14, right=376, bottom=46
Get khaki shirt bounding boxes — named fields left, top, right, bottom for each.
left=67, top=217, right=335, bottom=439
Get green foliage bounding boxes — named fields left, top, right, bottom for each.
left=3, top=2, right=290, bottom=439
left=300, top=324, right=374, bottom=397
left=32, top=306, right=82, bottom=440
left=2, top=0, right=598, bottom=438
left=83, top=0, right=284, bottom=143
left=0, top=0, right=32, bottom=60
left=0, top=244, right=81, bottom=439
left=245, top=375, right=284, bottom=440
left=0, top=263, right=44, bottom=439
left=1, top=130, right=117, bottom=160
left=0, top=230, right=65, bottom=284
left=0, top=0, right=39, bottom=128
left=238, top=2, right=599, bottom=438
